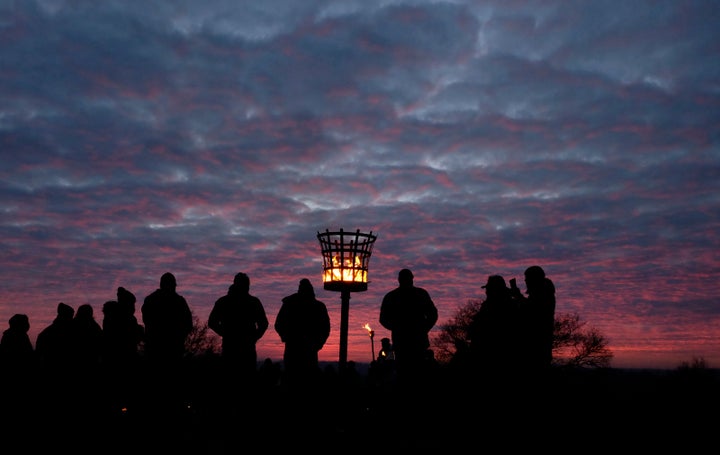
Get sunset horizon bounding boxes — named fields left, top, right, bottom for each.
left=2, top=1, right=718, bottom=372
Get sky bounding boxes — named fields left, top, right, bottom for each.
left=1, top=0, right=719, bottom=370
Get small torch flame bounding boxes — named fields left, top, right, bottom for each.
left=363, top=323, right=375, bottom=360
left=363, top=323, right=374, bottom=337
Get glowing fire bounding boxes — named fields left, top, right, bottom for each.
left=363, top=323, right=374, bottom=337
left=323, top=254, right=367, bottom=283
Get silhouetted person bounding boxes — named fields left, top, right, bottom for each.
left=67, top=303, right=104, bottom=422
left=102, top=287, right=144, bottom=369
left=369, top=337, right=396, bottom=388
left=206, top=272, right=269, bottom=427
left=141, top=272, right=193, bottom=418
left=35, top=302, right=75, bottom=372
left=34, top=302, right=76, bottom=433
left=70, top=303, right=103, bottom=371
left=141, top=272, right=193, bottom=366
left=467, top=275, right=520, bottom=381
left=379, top=268, right=438, bottom=388
left=0, top=313, right=37, bottom=432
left=208, top=272, right=269, bottom=379
left=274, top=278, right=330, bottom=390
left=511, top=265, right=556, bottom=376
left=378, top=337, right=395, bottom=363
left=101, top=287, right=144, bottom=412
left=0, top=313, right=35, bottom=369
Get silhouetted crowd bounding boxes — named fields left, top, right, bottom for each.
left=0, top=267, right=560, bottom=447
left=3, top=265, right=711, bottom=452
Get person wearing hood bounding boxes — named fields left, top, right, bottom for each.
left=274, top=278, right=330, bottom=389
left=208, top=272, right=269, bottom=378
left=35, top=302, right=75, bottom=370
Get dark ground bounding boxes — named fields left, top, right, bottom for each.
left=3, top=363, right=718, bottom=454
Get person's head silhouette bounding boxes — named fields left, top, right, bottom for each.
left=481, top=275, right=509, bottom=297
left=523, top=265, right=546, bottom=291
left=75, top=303, right=94, bottom=320
left=524, top=265, right=545, bottom=280
left=379, top=337, right=393, bottom=356
left=398, top=268, right=414, bottom=287
left=117, top=287, right=136, bottom=306
left=160, top=272, right=177, bottom=292
left=57, top=302, right=74, bottom=320
left=298, top=278, right=315, bottom=298
left=233, top=272, right=250, bottom=293
left=8, top=314, right=30, bottom=332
